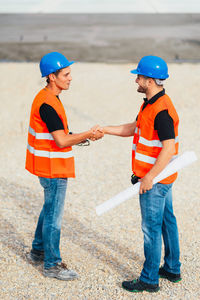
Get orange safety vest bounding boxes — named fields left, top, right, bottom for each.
left=25, top=88, right=75, bottom=178
left=132, top=93, right=179, bottom=184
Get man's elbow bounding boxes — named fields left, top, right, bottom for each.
left=162, top=139, right=176, bottom=156
left=52, top=132, right=71, bottom=148
left=54, top=139, right=66, bottom=149
left=171, top=141, right=176, bottom=154
left=169, top=143, right=176, bottom=156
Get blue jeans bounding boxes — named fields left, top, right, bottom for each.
left=32, top=177, right=68, bottom=269
left=139, top=183, right=181, bottom=285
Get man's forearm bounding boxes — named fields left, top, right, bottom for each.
left=103, top=121, right=136, bottom=137
left=52, top=127, right=103, bottom=148
left=51, top=130, right=92, bottom=148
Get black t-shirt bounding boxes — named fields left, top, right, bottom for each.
left=154, top=110, right=175, bottom=141
left=39, top=102, right=64, bottom=133
left=137, top=89, right=175, bottom=141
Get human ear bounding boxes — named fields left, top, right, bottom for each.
left=48, top=73, right=56, bottom=82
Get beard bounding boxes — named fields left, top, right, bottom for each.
left=137, top=85, right=147, bottom=93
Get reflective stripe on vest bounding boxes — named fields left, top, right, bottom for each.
left=135, top=152, right=178, bottom=165
left=134, top=126, right=141, bottom=135
left=132, top=136, right=178, bottom=151
left=137, top=136, right=179, bottom=148
left=132, top=144, right=136, bottom=151
left=29, top=126, right=54, bottom=140
left=27, top=143, right=74, bottom=159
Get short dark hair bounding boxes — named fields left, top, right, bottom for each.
left=46, top=68, right=62, bottom=84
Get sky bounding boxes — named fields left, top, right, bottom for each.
left=0, top=0, right=200, bottom=13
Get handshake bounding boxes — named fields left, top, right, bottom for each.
left=89, top=125, right=104, bottom=141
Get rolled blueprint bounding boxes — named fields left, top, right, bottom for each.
left=96, top=151, right=197, bottom=216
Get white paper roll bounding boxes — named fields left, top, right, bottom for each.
left=96, top=151, right=197, bottom=216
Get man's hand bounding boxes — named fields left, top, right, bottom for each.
left=139, top=174, right=153, bottom=194
left=89, top=125, right=104, bottom=141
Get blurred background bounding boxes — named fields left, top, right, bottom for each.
left=0, top=0, right=200, bottom=62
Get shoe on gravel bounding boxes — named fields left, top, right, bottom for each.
left=122, top=279, right=159, bottom=293
left=26, top=249, right=44, bottom=265
left=159, top=267, right=182, bottom=283
left=43, top=262, right=78, bottom=281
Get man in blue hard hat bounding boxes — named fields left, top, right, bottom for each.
left=99, top=55, right=181, bottom=293
left=26, top=52, right=103, bottom=280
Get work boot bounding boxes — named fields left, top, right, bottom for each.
left=122, top=279, right=159, bottom=293
left=43, top=262, right=78, bottom=281
left=27, top=249, right=44, bottom=265
left=159, top=267, right=182, bottom=283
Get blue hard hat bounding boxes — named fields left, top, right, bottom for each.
left=40, top=52, right=74, bottom=77
left=130, top=55, right=169, bottom=79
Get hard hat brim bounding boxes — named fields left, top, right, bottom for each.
left=130, top=69, right=139, bottom=74
left=41, top=61, right=75, bottom=77
left=130, top=68, right=169, bottom=79
left=68, top=61, right=75, bottom=66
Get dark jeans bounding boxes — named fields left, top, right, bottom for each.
left=32, top=177, right=68, bottom=269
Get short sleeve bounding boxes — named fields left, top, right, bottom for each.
left=39, top=103, right=64, bottom=133
left=154, top=110, right=175, bottom=141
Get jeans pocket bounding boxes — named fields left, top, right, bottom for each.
left=39, top=177, right=51, bottom=189
left=156, top=183, right=172, bottom=197
left=57, top=178, right=68, bottom=189
left=59, top=178, right=67, bottom=182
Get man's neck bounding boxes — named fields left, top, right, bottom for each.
left=46, top=83, right=61, bottom=96
left=145, top=86, right=163, bottom=100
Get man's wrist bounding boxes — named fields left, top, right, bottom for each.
left=145, top=172, right=154, bottom=181
left=88, top=129, right=94, bottom=139
left=102, top=127, right=108, bottom=134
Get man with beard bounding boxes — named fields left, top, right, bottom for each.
left=100, top=56, right=181, bottom=293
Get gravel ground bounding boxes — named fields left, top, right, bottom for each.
left=0, top=62, right=199, bottom=299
